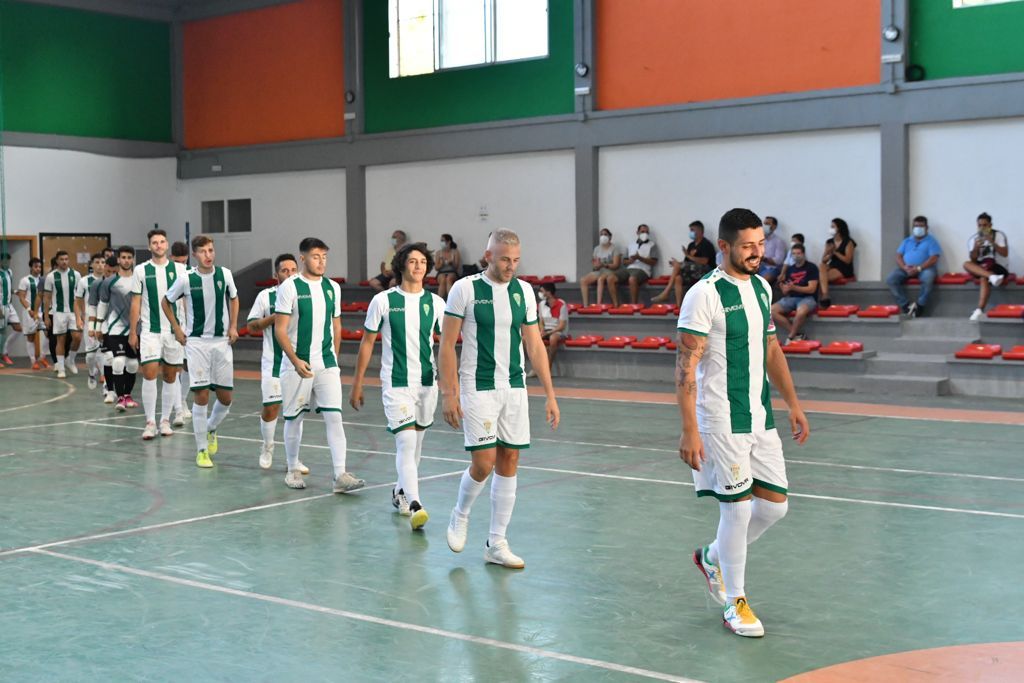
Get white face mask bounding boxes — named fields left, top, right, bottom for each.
left=390, top=237, right=399, bottom=247
left=912, top=226, right=926, bottom=238
left=637, top=232, right=650, bottom=243
left=829, top=228, right=837, bottom=238
left=440, top=241, right=448, bottom=250
left=599, top=234, right=610, bottom=245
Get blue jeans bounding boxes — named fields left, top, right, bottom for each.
left=886, top=266, right=936, bottom=308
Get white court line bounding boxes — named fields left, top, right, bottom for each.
left=30, top=548, right=700, bottom=683
left=0, top=374, right=75, bottom=413
left=0, top=412, right=141, bottom=433
left=0, top=470, right=465, bottom=558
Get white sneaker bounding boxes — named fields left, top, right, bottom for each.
left=259, top=443, right=273, bottom=469
left=969, top=308, right=984, bottom=322
left=332, top=472, right=366, bottom=493
left=693, top=546, right=726, bottom=606
left=989, top=274, right=1005, bottom=287
left=180, top=406, right=192, bottom=421
left=284, top=470, right=306, bottom=489
left=67, top=362, right=78, bottom=375
left=723, top=598, right=765, bottom=638
left=172, top=411, right=185, bottom=427
left=296, top=460, right=310, bottom=475
left=87, top=376, right=97, bottom=390
left=446, top=509, right=469, bottom=553
left=159, top=419, right=173, bottom=437
left=104, top=390, right=116, bottom=405
left=141, top=421, right=158, bottom=440
left=484, top=539, right=525, bottom=569
left=57, top=369, right=66, bottom=379
left=392, top=487, right=411, bottom=516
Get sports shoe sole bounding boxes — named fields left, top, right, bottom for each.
left=723, top=620, right=764, bottom=638
left=410, top=509, right=429, bottom=531
left=693, top=549, right=726, bottom=606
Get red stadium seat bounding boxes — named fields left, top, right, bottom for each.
left=831, top=276, right=857, bottom=285
left=987, top=304, right=1024, bottom=319
left=816, top=304, right=859, bottom=318
left=640, top=304, right=673, bottom=316
left=341, top=329, right=364, bottom=341
left=248, top=329, right=263, bottom=339
left=520, top=275, right=541, bottom=285
left=255, top=278, right=278, bottom=287
left=648, top=276, right=671, bottom=286
left=596, top=335, right=637, bottom=348
left=857, top=305, right=900, bottom=318
left=341, top=302, right=361, bottom=312
left=577, top=304, right=610, bottom=315
left=818, top=341, right=864, bottom=356
left=936, top=272, right=972, bottom=285
left=609, top=304, right=643, bottom=315
left=1002, top=345, right=1024, bottom=361
left=330, top=277, right=346, bottom=284
left=567, top=303, right=581, bottom=313
left=781, top=340, right=821, bottom=354
left=541, top=275, right=567, bottom=283
left=954, top=343, right=1002, bottom=359
left=425, top=276, right=438, bottom=286
left=631, top=336, right=671, bottom=349
left=238, top=327, right=249, bottom=337
left=355, top=301, right=370, bottom=312
left=358, top=280, right=371, bottom=287
left=564, top=335, right=602, bottom=348
left=666, top=341, right=677, bottom=351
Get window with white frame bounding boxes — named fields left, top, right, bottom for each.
left=388, top=0, right=548, bottom=78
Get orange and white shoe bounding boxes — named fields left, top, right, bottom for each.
left=32, top=361, right=42, bottom=371
left=723, top=597, right=764, bottom=638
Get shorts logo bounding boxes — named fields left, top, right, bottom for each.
left=401, top=405, right=410, bottom=416
left=731, top=464, right=741, bottom=479
left=724, top=478, right=750, bottom=491
left=512, top=293, right=522, bottom=306
left=483, top=419, right=494, bottom=432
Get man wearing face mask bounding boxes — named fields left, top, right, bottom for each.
left=964, top=212, right=1010, bottom=321
left=623, top=224, right=659, bottom=305
left=886, top=216, right=942, bottom=319
left=771, top=244, right=819, bottom=342
left=757, top=216, right=787, bottom=284
left=370, top=230, right=408, bottom=292
left=653, top=221, right=715, bottom=306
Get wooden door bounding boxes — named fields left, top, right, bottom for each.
left=40, top=233, right=111, bottom=276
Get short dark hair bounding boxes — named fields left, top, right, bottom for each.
left=171, top=241, right=189, bottom=257
left=103, top=247, right=115, bottom=255
left=392, top=242, right=434, bottom=282
left=299, top=237, right=329, bottom=253
left=790, top=243, right=806, bottom=254
left=191, top=235, right=213, bottom=252
left=117, top=245, right=134, bottom=256
left=29, top=257, right=42, bottom=268
left=540, top=282, right=557, bottom=295
left=55, top=250, right=69, bottom=259
left=275, top=253, right=298, bottom=271
left=792, top=233, right=805, bottom=243
left=91, top=252, right=104, bottom=262
left=147, top=228, right=167, bottom=241
left=912, top=215, right=928, bottom=225
left=105, top=255, right=118, bottom=268
left=765, top=215, right=778, bottom=225
left=718, top=208, right=762, bottom=245
left=977, top=212, right=992, bottom=223
left=689, top=221, right=705, bottom=231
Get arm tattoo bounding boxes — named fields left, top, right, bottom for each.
left=676, top=334, right=706, bottom=395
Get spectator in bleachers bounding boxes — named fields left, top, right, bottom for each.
left=652, top=221, right=715, bottom=305
left=886, top=215, right=941, bottom=318
left=527, top=282, right=568, bottom=378
left=434, top=233, right=462, bottom=300
left=817, top=217, right=857, bottom=309
left=771, top=244, right=819, bottom=342
left=778, top=233, right=805, bottom=282
left=758, top=215, right=788, bottom=284
left=623, top=224, right=659, bottom=305
left=579, top=228, right=625, bottom=307
left=965, top=212, right=1010, bottom=321
left=369, top=229, right=407, bottom=292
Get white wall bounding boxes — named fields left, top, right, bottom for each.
left=366, top=151, right=576, bottom=279
left=181, top=169, right=347, bottom=276
left=910, top=117, right=1024, bottom=275
left=599, top=129, right=883, bottom=279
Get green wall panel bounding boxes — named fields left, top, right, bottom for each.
left=364, top=0, right=574, bottom=133
left=0, top=1, right=172, bottom=141
left=910, top=0, right=1024, bottom=80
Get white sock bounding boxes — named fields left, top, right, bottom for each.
left=394, top=429, right=419, bottom=503
left=747, top=498, right=788, bottom=545
left=26, top=339, right=36, bottom=364
left=207, top=400, right=230, bottom=431
left=142, top=378, right=158, bottom=422
left=716, top=500, right=753, bottom=601
left=284, top=415, right=303, bottom=471
left=160, top=381, right=177, bottom=421
left=260, top=417, right=277, bottom=448
left=488, top=473, right=517, bottom=545
left=68, top=347, right=78, bottom=364
left=192, top=402, right=209, bottom=452
left=414, top=429, right=425, bottom=467
left=323, top=411, right=348, bottom=478
left=57, top=357, right=65, bottom=371
left=455, top=468, right=487, bottom=518
left=175, top=375, right=185, bottom=411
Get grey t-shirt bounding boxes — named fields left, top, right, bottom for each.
left=99, top=273, right=134, bottom=336
left=592, top=244, right=621, bottom=268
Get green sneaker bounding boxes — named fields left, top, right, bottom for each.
left=207, top=430, right=218, bottom=456
left=196, top=449, right=213, bottom=468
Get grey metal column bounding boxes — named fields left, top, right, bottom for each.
left=346, top=164, right=367, bottom=281
left=171, top=20, right=185, bottom=156
left=575, top=144, right=598, bottom=281
left=879, top=121, right=909, bottom=276
left=881, top=0, right=909, bottom=86
left=343, top=0, right=364, bottom=137
left=573, top=0, right=595, bottom=115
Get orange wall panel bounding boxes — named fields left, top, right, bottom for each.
left=596, top=0, right=880, bottom=111
left=184, top=0, right=345, bottom=149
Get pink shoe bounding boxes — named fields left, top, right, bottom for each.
left=115, top=396, right=128, bottom=413
left=1, top=355, right=13, bottom=365
left=125, top=396, right=139, bottom=409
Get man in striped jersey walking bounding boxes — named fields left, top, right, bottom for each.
left=97, top=247, right=139, bottom=410
left=163, top=236, right=240, bottom=469
left=677, top=208, right=810, bottom=638
left=0, top=252, right=20, bottom=368
left=440, top=229, right=560, bottom=569
left=351, top=242, right=444, bottom=530
left=74, top=253, right=106, bottom=390
left=246, top=253, right=299, bottom=470
left=43, top=250, right=82, bottom=378
left=16, top=258, right=45, bottom=369
left=130, top=229, right=190, bottom=440
left=274, top=237, right=363, bottom=493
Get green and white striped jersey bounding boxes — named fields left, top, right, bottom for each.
left=246, top=286, right=285, bottom=378
left=75, top=273, right=100, bottom=322
left=365, top=287, right=444, bottom=389
left=677, top=268, right=777, bottom=435
left=444, top=273, right=539, bottom=392
left=17, top=275, right=41, bottom=311
left=164, top=266, right=238, bottom=339
left=0, top=268, right=13, bottom=307
left=131, top=260, right=188, bottom=334
left=98, top=274, right=134, bottom=336
left=44, top=268, right=78, bottom=314
left=274, top=274, right=342, bottom=371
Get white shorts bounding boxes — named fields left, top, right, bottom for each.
left=0, top=305, right=18, bottom=329
left=185, top=338, right=234, bottom=391
left=140, top=331, right=184, bottom=366
left=83, top=330, right=102, bottom=353
left=281, top=364, right=342, bottom=420
left=261, top=372, right=283, bottom=406
left=18, top=311, right=39, bottom=334
left=51, top=311, right=80, bottom=334
left=383, top=385, right=438, bottom=433
left=461, top=387, right=531, bottom=452
left=694, top=429, right=788, bottom=501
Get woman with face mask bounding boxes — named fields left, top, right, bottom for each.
left=434, top=234, right=462, bottom=300
left=624, top=224, right=659, bottom=305
left=817, top=218, right=856, bottom=309
left=580, top=228, right=625, bottom=307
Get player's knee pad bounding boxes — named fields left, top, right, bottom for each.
left=112, top=356, right=126, bottom=374
left=125, top=358, right=139, bottom=373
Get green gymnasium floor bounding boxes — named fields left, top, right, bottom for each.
left=0, top=370, right=1022, bottom=682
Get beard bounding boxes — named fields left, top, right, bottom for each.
left=729, top=250, right=761, bottom=276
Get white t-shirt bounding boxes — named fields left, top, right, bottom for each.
left=626, top=240, right=658, bottom=277
left=274, top=274, right=342, bottom=371
left=444, top=272, right=539, bottom=392
left=164, top=266, right=238, bottom=339
left=132, top=260, right=189, bottom=335
left=364, top=287, right=445, bottom=390
left=246, top=286, right=284, bottom=377
left=538, top=297, right=569, bottom=333
left=967, top=230, right=1008, bottom=266
left=677, top=268, right=777, bottom=435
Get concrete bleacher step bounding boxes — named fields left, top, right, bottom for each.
left=865, top=352, right=950, bottom=376
left=888, top=336, right=980, bottom=355
left=790, top=370, right=951, bottom=396
left=898, top=317, right=980, bottom=338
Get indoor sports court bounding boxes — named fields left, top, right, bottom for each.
left=2, top=0, right=1024, bottom=681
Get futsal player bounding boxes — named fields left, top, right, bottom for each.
left=97, top=247, right=139, bottom=410
left=15, top=258, right=45, bottom=369
left=74, top=253, right=106, bottom=390
left=169, top=241, right=192, bottom=422
left=0, top=252, right=20, bottom=367
left=43, top=250, right=82, bottom=378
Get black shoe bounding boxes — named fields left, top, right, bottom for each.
left=819, top=297, right=831, bottom=310
left=906, top=302, right=918, bottom=319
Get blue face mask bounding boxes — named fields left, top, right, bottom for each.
left=689, top=231, right=696, bottom=241
left=912, top=226, right=926, bottom=238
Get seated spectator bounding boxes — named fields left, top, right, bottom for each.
left=965, top=212, right=1010, bottom=321
left=579, top=228, right=624, bottom=307
left=778, top=232, right=805, bottom=283
left=370, top=230, right=407, bottom=291
left=885, top=215, right=941, bottom=318
left=623, top=224, right=658, bottom=305
left=758, top=215, right=787, bottom=284
left=818, top=218, right=857, bottom=309
left=527, top=282, right=568, bottom=378
left=653, top=221, right=714, bottom=305
left=434, top=233, right=461, bottom=299
left=771, top=244, right=819, bottom=342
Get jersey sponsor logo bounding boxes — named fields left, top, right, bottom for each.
left=190, top=285, right=204, bottom=292
left=723, top=303, right=745, bottom=313
left=388, top=307, right=405, bottom=313
left=472, top=299, right=493, bottom=305
left=296, top=294, right=313, bottom=300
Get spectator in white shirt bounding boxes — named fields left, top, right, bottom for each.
left=758, top=215, right=788, bottom=284
left=965, top=212, right=1011, bottom=321
left=623, top=224, right=659, bottom=305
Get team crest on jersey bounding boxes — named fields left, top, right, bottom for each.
left=169, top=272, right=176, bottom=281
left=512, top=292, right=522, bottom=306
left=760, top=293, right=769, bottom=309
left=422, top=303, right=429, bottom=315
left=327, top=290, right=334, bottom=300
left=217, top=281, right=224, bottom=290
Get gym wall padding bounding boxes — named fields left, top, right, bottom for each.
left=909, top=0, right=1024, bottom=81
left=0, top=0, right=172, bottom=142
left=183, top=0, right=346, bottom=149
left=594, top=0, right=881, bottom=111
left=362, top=0, right=574, bottom=134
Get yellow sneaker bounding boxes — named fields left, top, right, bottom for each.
left=410, top=502, right=429, bottom=531
left=723, top=597, right=764, bottom=637
left=196, top=449, right=213, bottom=468
left=207, top=430, right=218, bottom=456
